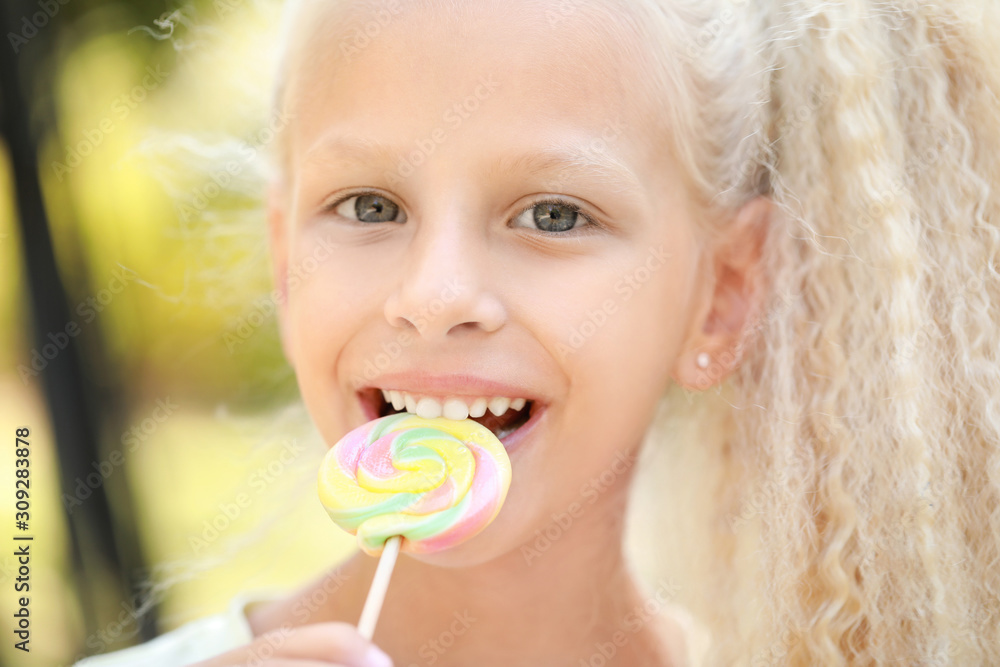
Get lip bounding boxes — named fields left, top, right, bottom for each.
left=359, top=371, right=544, bottom=402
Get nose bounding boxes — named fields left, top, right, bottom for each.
left=383, top=216, right=506, bottom=342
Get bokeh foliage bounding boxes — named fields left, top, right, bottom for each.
left=1, top=2, right=356, bottom=665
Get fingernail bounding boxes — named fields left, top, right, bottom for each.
left=363, top=645, right=394, bottom=667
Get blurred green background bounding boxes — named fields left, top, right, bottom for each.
left=0, top=1, right=358, bottom=664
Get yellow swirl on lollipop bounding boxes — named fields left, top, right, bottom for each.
left=318, top=412, right=511, bottom=555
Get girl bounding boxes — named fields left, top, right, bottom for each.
left=78, top=0, right=1000, bottom=665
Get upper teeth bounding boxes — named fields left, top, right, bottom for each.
left=380, top=390, right=527, bottom=421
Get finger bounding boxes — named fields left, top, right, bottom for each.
left=191, top=657, right=368, bottom=667
left=203, top=662, right=355, bottom=667
left=190, top=623, right=392, bottom=667
left=271, top=623, right=393, bottom=667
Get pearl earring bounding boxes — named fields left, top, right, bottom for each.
left=696, top=352, right=710, bottom=369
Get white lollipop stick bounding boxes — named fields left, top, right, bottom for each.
left=356, top=535, right=402, bottom=640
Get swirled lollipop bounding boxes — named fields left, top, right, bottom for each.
left=318, top=412, right=511, bottom=555
left=318, top=412, right=512, bottom=639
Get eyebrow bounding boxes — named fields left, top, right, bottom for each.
left=302, top=132, right=644, bottom=199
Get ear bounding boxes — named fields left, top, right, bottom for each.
left=671, top=196, right=771, bottom=390
left=267, top=179, right=294, bottom=366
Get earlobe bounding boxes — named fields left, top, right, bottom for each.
left=672, top=196, right=772, bottom=391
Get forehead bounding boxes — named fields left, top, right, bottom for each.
left=281, top=0, right=668, bottom=171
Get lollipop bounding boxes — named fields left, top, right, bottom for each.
left=318, top=412, right=511, bottom=556
left=317, top=412, right=512, bottom=638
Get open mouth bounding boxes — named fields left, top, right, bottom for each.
left=358, top=387, right=537, bottom=442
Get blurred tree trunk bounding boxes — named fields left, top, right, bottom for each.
left=0, top=0, right=157, bottom=657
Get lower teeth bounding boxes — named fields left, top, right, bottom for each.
left=495, top=424, right=517, bottom=440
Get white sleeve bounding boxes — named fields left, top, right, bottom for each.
left=73, top=595, right=261, bottom=667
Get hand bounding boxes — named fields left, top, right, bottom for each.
left=189, top=622, right=394, bottom=667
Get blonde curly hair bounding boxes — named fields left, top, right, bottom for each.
left=616, top=0, right=1000, bottom=664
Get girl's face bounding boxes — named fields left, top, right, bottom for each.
left=271, top=0, right=713, bottom=565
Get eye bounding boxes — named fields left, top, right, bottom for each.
left=511, top=198, right=596, bottom=233
left=327, top=191, right=406, bottom=224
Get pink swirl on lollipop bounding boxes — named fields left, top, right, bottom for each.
left=318, top=412, right=512, bottom=555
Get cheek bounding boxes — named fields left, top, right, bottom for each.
left=283, top=246, right=371, bottom=405
left=285, top=290, right=347, bottom=428
left=551, top=253, right=693, bottom=470
left=559, top=246, right=691, bottom=385
left=284, top=233, right=379, bottom=356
